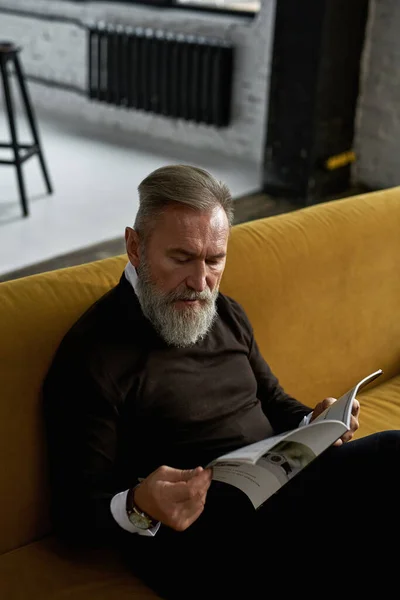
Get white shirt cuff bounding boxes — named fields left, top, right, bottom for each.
left=298, top=412, right=313, bottom=427
left=110, top=490, right=161, bottom=536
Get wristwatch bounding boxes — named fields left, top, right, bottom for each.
left=126, top=485, right=158, bottom=530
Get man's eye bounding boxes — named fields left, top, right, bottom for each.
left=174, top=257, right=189, bottom=264
left=206, top=259, right=221, bottom=266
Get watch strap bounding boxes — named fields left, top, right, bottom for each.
left=126, top=484, right=158, bottom=529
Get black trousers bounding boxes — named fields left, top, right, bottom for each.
left=121, top=431, right=400, bottom=598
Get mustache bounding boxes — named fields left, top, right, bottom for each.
left=165, top=287, right=214, bottom=303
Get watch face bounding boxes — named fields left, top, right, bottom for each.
left=128, top=509, right=152, bottom=530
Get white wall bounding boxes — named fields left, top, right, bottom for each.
left=354, top=0, right=400, bottom=189
left=0, top=0, right=276, bottom=165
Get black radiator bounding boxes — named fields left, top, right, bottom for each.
left=88, top=24, right=234, bottom=127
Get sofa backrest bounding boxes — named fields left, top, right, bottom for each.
left=1, top=188, right=399, bottom=553
left=221, top=187, right=400, bottom=404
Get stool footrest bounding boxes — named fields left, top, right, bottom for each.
left=20, top=144, right=39, bottom=163
left=0, top=143, right=39, bottom=164
left=0, top=142, right=34, bottom=149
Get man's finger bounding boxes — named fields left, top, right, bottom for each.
left=159, top=465, right=204, bottom=483
left=350, top=414, right=359, bottom=430
left=183, top=469, right=212, bottom=497
left=164, top=474, right=211, bottom=503
left=171, top=498, right=208, bottom=531
left=323, top=397, right=337, bottom=407
left=352, top=399, right=360, bottom=415
left=311, top=397, right=337, bottom=421
left=340, top=420, right=359, bottom=444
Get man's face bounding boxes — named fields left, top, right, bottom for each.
left=126, top=204, right=229, bottom=346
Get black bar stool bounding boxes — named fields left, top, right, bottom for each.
left=0, top=42, right=53, bottom=217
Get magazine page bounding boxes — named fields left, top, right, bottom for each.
left=208, top=431, right=301, bottom=466
left=210, top=420, right=347, bottom=508
left=209, top=462, right=283, bottom=509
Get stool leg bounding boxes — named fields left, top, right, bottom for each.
left=14, top=55, right=53, bottom=195
left=0, top=60, right=29, bottom=217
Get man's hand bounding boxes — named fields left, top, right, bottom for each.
left=310, top=397, right=360, bottom=445
left=133, top=465, right=213, bottom=532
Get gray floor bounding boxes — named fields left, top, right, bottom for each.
left=0, top=109, right=263, bottom=279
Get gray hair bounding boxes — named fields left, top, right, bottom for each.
left=134, top=164, right=234, bottom=239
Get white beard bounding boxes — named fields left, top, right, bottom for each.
left=135, top=260, right=218, bottom=348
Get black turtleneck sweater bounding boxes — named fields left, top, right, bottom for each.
left=43, top=273, right=311, bottom=539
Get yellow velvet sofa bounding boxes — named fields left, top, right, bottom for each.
left=1, top=187, right=400, bottom=599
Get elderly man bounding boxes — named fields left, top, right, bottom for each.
left=43, top=165, right=400, bottom=597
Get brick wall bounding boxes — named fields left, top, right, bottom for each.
left=354, top=0, right=400, bottom=189
left=0, top=0, right=275, bottom=165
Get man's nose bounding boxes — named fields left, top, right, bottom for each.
left=186, top=263, right=207, bottom=292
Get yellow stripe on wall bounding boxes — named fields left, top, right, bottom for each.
left=325, top=150, right=356, bottom=170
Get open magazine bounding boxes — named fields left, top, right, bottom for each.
left=208, top=369, right=383, bottom=509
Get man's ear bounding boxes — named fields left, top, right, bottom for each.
left=125, top=227, right=141, bottom=267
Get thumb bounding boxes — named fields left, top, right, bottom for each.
left=178, top=466, right=205, bottom=482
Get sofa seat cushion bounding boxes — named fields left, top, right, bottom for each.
left=355, top=374, right=400, bottom=439
left=0, top=536, right=160, bottom=600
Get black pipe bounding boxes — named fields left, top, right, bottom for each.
left=23, top=74, right=86, bottom=96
